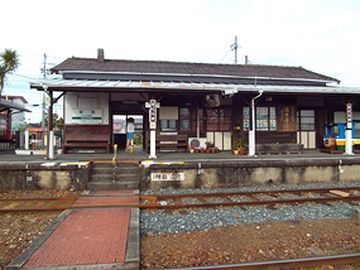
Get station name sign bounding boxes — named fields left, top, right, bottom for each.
left=151, top=172, right=185, bottom=181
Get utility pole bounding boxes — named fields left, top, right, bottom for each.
left=230, top=36, right=238, bottom=64
left=41, top=53, right=47, bottom=149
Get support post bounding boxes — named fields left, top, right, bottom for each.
left=49, top=130, right=54, bottom=159
left=248, top=91, right=263, bottom=157
left=345, top=102, right=353, bottom=155
left=150, top=129, right=156, bottom=159
left=47, top=89, right=55, bottom=160
left=24, top=130, right=29, bottom=150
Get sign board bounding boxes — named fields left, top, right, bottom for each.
left=151, top=172, right=185, bottom=181
left=145, top=99, right=160, bottom=130
left=72, top=109, right=103, bottom=124
left=346, top=103, right=352, bottom=130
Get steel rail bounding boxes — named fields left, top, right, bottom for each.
left=0, top=197, right=78, bottom=202
left=140, top=186, right=360, bottom=209
left=0, top=203, right=140, bottom=213
left=168, top=253, right=360, bottom=270
left=1, top=187, right=359, bottom=213
left=140, top=195, right=360, bottom=209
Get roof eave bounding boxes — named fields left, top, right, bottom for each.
left=57, top=70, right=339, bottom=84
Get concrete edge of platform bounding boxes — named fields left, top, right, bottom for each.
left=146, top=156, right=360, bottom=169
left=5, top=210, right=73, bottom=270
left=125, top=208, right=140, bottom=265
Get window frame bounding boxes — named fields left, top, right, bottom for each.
left=243, top=106, right=277, bottom=131
left=297, top=109, right=315, bottom=131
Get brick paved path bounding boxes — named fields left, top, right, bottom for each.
left=25, top=209, right=130, bottom=267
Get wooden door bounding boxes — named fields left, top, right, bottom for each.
left=297, top=109, right=316, bottom=149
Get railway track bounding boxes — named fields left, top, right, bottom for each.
left=169, top=253, right=360, bottom=270
left=0, top=196, right=79, bottom=213
left=140, top=186, right=360, bottom=210
left=0, top=186, right=359, bottom=212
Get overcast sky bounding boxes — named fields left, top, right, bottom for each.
left=2, top=0, right=359, bottom=123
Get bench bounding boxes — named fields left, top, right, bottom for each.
left=147, top=134, right=188, bottom=152
left=255, top=143, right=304, bottom=155
left=63, top=125, right=110, bottom=154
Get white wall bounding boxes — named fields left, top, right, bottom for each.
left=64, top=92, right=109, bottom=125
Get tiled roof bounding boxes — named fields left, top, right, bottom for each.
left=51, top=57, right=339, bottom=83
left=3, top=96, right=28, bottom=104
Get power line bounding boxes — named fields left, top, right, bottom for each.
left=333, top=66, right=360, bottom=76
left=12, top=73, right=40, bottom=80
left=242, top=46, right=295, bottom=66
left=220, top=49, right=231, bottom=62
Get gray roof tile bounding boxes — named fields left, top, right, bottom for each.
left=51, top=57, right=339, bottom=83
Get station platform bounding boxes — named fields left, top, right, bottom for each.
left=7, top=190, right=139, bottom=270
left=0, top=149, right=358, bottom=163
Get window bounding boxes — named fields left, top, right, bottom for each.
left=243, top=107, right=250, bottom=130
left=243, top=106, right=277, bottom=131
left=269, top=107, right=277, bottom=130
left=159, top=106, right=178, bottom=132
left=298, top=110, right=315, bottom=131
left=206, top=108, right=231, bottom=131
left=354, top=122, right=360, bottom=138
left=179, top=108, right=191, bottom=131
left=256, top=107, right=269, bottom=131
left=160, top=119, right=177, bottom=132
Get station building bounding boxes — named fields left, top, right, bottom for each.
left=31, top=49, right=360, bottom=155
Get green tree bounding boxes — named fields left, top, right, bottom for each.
left=0, top=49, right=20, bottom=97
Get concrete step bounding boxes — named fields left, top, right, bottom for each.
left=91, top=173, right=141, bottom=182
left=92, top=163, right=139, bottom=169
left=92, top=166, right=141, bottom=174
left=87, top=181, right=139, bottom=191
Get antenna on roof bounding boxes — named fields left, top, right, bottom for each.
left=97, top=48, right=105, bottom=62
left=230, top=36, right=238, bottom=64
left=245, top=55, right=250, bottom=65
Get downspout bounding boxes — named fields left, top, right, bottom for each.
left=248, top=90, right=263, bottom=156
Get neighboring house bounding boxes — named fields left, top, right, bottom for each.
left=30, top=49, right=360, bottom=154
left=3, top=96, right=28, bottom=131
left=0, top=96, right=30, bottom=150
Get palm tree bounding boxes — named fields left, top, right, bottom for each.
left=0, top=49, right=20, bottom=98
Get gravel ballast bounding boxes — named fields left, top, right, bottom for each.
left=140, top=182, right=360, bottom=235
left=141, top=203, right=359, bottom=235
